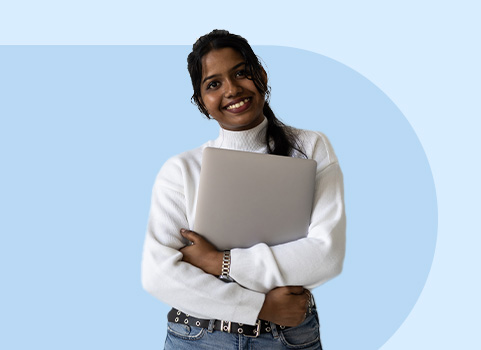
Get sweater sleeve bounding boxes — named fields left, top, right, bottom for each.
left=229, top=132, right=346, bottom=293
left=141, top=157, right=265, bottom=325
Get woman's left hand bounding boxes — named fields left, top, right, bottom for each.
left=179, top=229, right=223, bottom=276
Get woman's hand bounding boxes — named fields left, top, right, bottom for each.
left=179, top=229, right=223, bottom=276
left=180, top=230, right=309, bottom=327
left=258, top=286, right=311, bottom=327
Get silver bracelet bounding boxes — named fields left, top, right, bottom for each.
left=219, top=250, right=234, bottom=282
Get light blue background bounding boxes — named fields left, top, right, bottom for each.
left=0, top=45, right=437, bottom=349
left=1, top=1, right=480, bottom=349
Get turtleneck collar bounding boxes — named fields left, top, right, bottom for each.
left=212, top=117, right=268, bottom=152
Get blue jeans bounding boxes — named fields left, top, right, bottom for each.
left=164, top=311, right=322, bottom=350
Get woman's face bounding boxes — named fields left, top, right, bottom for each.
left=200, top=47, right=266, bottom=131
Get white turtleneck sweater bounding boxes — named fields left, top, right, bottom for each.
left=141, top=118, right=346, bottom=325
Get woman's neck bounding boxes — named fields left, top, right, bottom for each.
left=213, top=117, right=268, bottom=152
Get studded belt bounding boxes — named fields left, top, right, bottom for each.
left=167, top=307, right=315, bottom=338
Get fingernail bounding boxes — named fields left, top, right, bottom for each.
left=180, top=229, right=186, bottom=233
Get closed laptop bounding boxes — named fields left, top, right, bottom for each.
left=194, top=147, right=317, bottom=250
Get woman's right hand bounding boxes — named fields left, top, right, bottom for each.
left=257, top=286, right=310, bottom=327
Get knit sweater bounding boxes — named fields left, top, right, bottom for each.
left=141, top=117, right=346, bottom=325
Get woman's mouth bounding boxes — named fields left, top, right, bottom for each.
left=224, top=97, right=252, bottom=113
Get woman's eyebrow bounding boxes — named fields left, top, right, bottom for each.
left=202, top=62, right=246, bottom=85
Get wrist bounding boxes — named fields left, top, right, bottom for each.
left=219, top=250, right=234, bottom=282
left=207, top=251, right=223, bottom=275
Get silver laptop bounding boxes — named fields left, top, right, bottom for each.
left=193, top=147, right=317, bottom=250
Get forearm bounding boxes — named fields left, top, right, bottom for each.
left=230, top=232, right=345, bottom=293
left=141, top=232, right=265, bottom=325
left=143, top=160, right=265, bottom=325
left=172, top=239, right=312, bottom=327
left=229, top=163, right=346, bottom=293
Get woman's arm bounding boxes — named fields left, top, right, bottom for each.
left=229, top=132, right=346, bottom=293
left=180, top=132, right=346, bottom=294
left=229, top=161, right=346, bottom=293
left=141, top=158, right=265, bottom=326
left=178, top=232, right=311, bottom=327
left=142, top=156, right=312, bottom=327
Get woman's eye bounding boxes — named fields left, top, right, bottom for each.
left=207, top=81, right=219, bottom=90
left=236, top=70, right=246, bottom=77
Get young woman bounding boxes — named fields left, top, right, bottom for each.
left=141, top=30, right=346, bottom=350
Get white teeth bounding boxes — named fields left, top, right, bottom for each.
left=227, top=98, right=250, bottom=110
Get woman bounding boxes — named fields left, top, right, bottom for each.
left=141, top=29, right=346, bottom=350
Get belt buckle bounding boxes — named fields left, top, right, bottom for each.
left=243, top=320, right=261, bottom=338
left=221, top=320, right=232, bottom=333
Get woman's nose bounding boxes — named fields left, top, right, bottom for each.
left=224, top=79, right=242, bottom=98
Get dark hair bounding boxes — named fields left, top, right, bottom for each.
left=187, top=29, right=305, bottom=157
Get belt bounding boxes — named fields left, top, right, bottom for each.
left=168, top=303, right=315, bottom=338
left=167, top=309, right=289, bottom=338
left=168, top=308, right=291, bottom=337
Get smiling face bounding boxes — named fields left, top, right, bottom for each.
left=199, top=47, right=266, bottom=131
